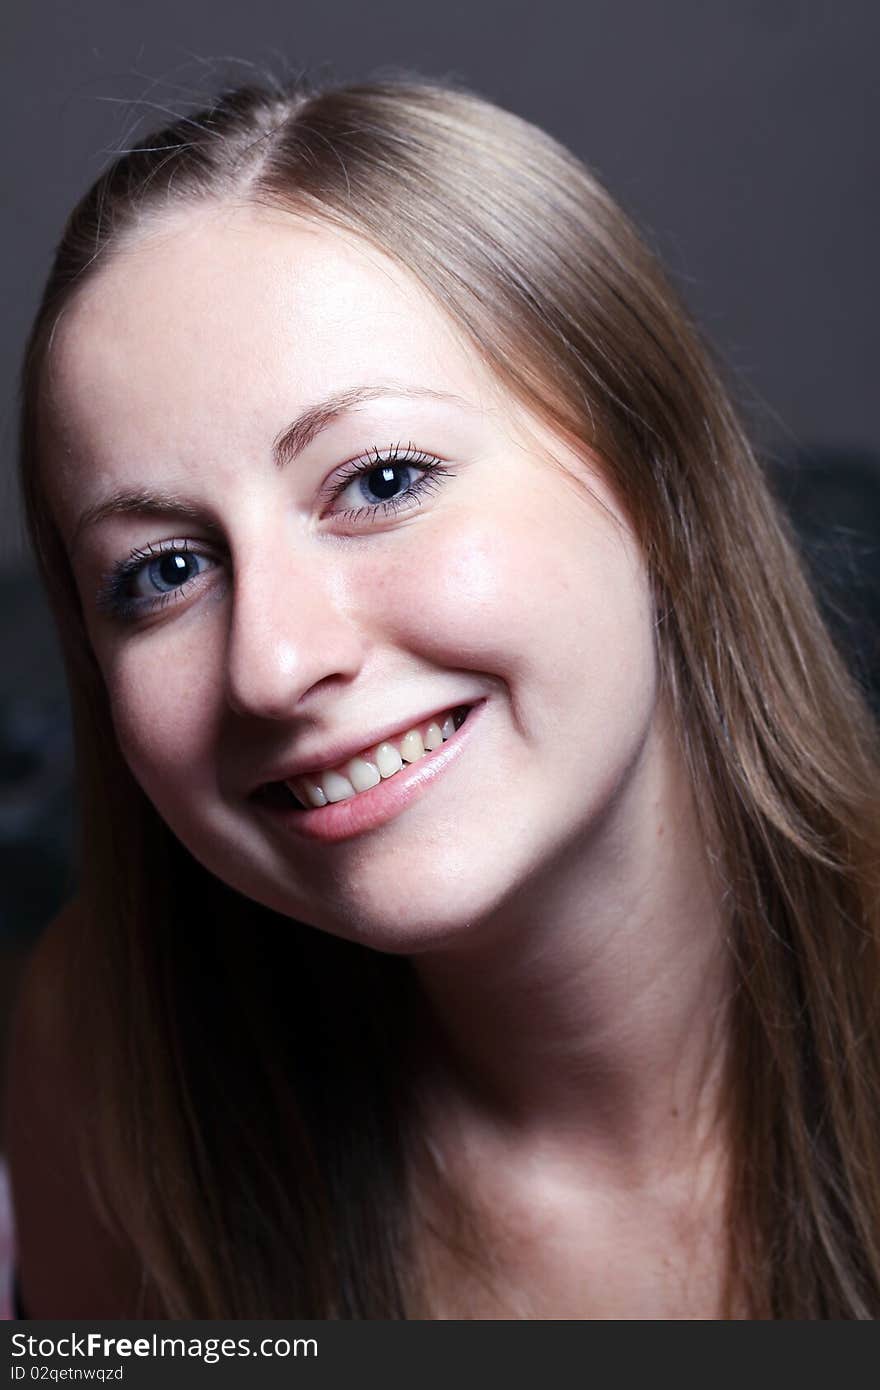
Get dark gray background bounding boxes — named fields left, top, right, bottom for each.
left=3, top=0, right=879, bottom=575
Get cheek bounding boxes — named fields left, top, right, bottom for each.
left=383, top=498, right=656, bottom=729
left=372, top=509, right=563, bottom=708
left=99, top=636, right=224, bottom=800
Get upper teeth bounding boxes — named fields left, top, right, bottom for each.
left=286, top=707, right=466, bottom=808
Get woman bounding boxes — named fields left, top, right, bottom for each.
left=7, top=71, right=880, bottom=1319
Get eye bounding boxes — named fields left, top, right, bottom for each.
left=335, top=460, right=420, bottom=510
left=135, top=548, right=209, bottom=596
left=97, top=540, right=220, bottom=623
left=325, top=442, right=454, bottom=524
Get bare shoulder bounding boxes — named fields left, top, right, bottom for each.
left=4, top=902, right=163, bottom=1318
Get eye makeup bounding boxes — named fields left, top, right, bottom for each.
left=321, top=440, right=454, bottom=526
left=95, top=538, right=220, bottom=623
left=93, top=441, right=458, bottom=623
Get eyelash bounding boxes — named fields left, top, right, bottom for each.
left=95, top=442, right=454, bottom=624
left=320, top=440, right=450, bottom=524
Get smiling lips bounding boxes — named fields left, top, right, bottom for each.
left=282, top=705, right=472, bottom=809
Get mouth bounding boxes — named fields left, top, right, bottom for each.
left=253, top=699, right=485, bottom=843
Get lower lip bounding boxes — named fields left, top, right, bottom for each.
left=258, top=699, right=487, bottom=843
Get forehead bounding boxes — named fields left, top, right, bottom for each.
left=41, top=203, right=519, bottom=521
left=53, top=201, right=482, bottom=373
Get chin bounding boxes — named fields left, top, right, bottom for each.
left=244, top=861, right=514, bottom=957
left=302, top=890, right=497, bottom=956
left=186, top=810, right=533, bottom=955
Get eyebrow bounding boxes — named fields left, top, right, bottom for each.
left=70, top=384, right=465, bottom=552
left=272, top=384, right=463, bottom=467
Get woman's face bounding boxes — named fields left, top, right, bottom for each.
left=43, top=204, right=660, bottom=952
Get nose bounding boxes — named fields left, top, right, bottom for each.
left=224, top=547, right=366, bottom=721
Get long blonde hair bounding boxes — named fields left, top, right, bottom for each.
left=19, top=71, right=880, bottom=1317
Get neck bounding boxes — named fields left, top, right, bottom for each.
left=410, top=703, right=732, bottom=1183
